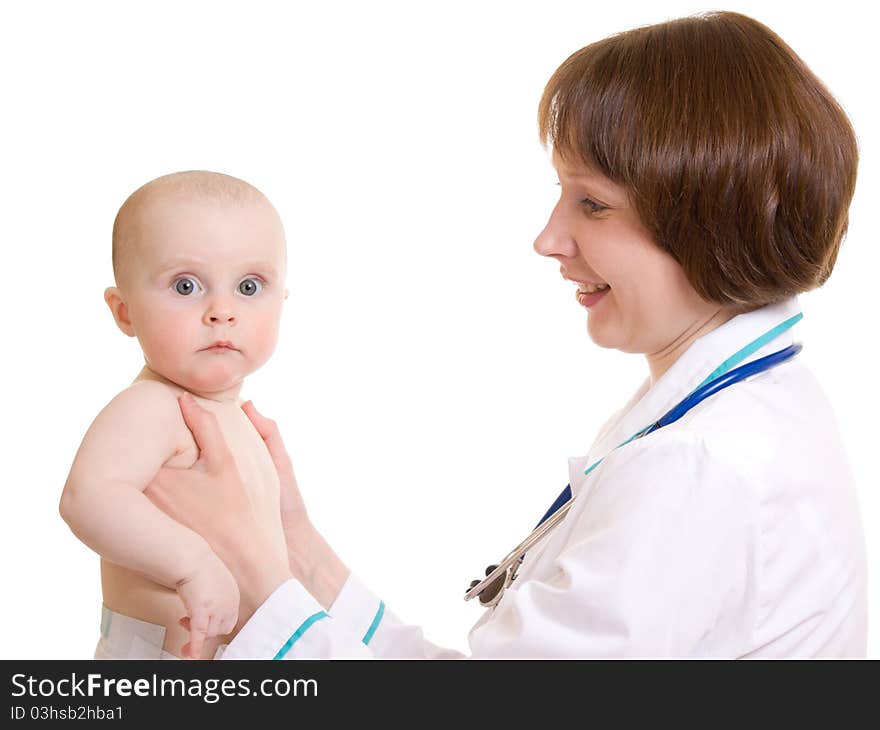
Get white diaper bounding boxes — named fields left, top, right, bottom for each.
left=93, top=605, right=227, bottom=660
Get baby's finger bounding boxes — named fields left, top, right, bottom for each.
left=187, top=612, right=209, bottom=660
left=226, top=607, right=240, bottom=634
left=205, top=613, right=221, bottom=640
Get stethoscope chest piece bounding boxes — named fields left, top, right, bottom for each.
left=467, top=563, right=519, bottom=607
left=464, top=497, right=576, bottom=606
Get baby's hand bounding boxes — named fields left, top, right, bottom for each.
left=175, top=551, right=240, bottom=659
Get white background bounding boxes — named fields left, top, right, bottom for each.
left=1, top=0, right=876, bottom=659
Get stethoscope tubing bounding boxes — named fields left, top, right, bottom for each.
left=646, top=342, right=802, bottom=434
left=464, top=341, right=802, bottom=604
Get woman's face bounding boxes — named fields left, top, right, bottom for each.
left=534, top=152, right=732, bottom=379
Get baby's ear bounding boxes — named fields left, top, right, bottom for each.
left=104, top=287, right=135, bottom=337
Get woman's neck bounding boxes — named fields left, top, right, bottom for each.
left=644, top=306, right=739, bottom=387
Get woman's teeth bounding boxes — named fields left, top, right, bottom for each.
left=576, top=282, right=610, bottom=294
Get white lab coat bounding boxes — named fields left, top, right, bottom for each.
left=222, top=296, right=867, bottom=659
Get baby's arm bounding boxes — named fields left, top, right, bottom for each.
left=59, top=382, right=238, bottom=652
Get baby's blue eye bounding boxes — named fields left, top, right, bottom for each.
left=238, top=278, right=263, bottom=296
left=173, top=277, right=200, bottom=296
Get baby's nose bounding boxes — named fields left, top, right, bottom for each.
left=204, top=307, right=236, bottom=325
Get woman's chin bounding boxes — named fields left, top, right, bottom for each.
left=586, top=318, right=618, bottom=350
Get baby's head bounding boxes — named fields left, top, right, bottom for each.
left=105, top=171, right=288, bottom=400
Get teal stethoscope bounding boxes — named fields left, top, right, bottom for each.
left=464, top=312, right=803, bottom=607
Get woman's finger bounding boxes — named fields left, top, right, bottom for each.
left=178, top=393, right=234, bottom=472
left=241, top=400, right=308, bottom=527
left=241, top=401, right=293, bottom=471
left=240, top=400, right=275, bottom=440
left=142, top=467, right=191, bottom=524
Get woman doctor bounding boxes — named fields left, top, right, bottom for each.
left=144, top=10, right=867, bottom=658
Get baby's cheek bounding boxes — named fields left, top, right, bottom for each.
left=141, top=317, right=193, bottom=372
left=249, top=311, right=282, bottom=362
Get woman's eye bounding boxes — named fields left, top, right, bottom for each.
left=238, top=277, right=263, bottom=296
left=555, top=184, right=608, bottom=216
left=580, top=198, right=607, bottom=215
left=172, top=277, right=201, bottom=296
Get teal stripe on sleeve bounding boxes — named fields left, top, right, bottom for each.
left=100, top=605, right=112, bottom=639
left=362, top=601, right=385, bottom=645
left=273, top=611, right=329, bottom=660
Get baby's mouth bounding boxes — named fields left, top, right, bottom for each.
left=202, top=341, right=239, bottom=352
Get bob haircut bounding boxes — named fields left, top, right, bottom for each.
left=538, top=11, right=858, bottom=308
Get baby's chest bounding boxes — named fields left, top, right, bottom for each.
left=165, top=404, right=281, bottom=511
left=221, top=414, right=281, bottom=500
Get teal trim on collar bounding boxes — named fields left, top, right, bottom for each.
left=583, top=311, right=802, bottom=475
left=273, top=611, right=329, bottom=660
left=363, top=601, right=385, bottom=646
left=696, top=312, right=802, bottom=389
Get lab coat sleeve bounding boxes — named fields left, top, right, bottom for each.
left=220, top=578, right=372, bottom=659
left=221, top=572, right=464, bottom=659
left=327, top=571, right=466, bottom=658
left=224, top=430, right=751, bottom=659
left=467, top=430, right=757, bottom=657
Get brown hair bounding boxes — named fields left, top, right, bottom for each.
left=538, top=11, right=858, bottom=307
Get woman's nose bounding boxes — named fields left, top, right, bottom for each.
left=533, top=203, right=578, bottom=259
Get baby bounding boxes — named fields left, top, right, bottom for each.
left=60, top=171, right=291, bottom=659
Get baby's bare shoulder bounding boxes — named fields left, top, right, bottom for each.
left=63, top=380, right=194, bottom=495
left=103, top=379, right=185, bottom=424
left=74, top=381, right=195, bottom=477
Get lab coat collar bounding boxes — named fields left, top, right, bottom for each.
left=567, top=296, right=803, bottom=492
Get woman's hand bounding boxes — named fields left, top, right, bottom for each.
left=240, top=400, right=309, bottom=534
left=146, top=392, right=350, bottom=613
left=143, top=393, right=292, bottom=624
left=239, top=400, right=351, bottom=609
